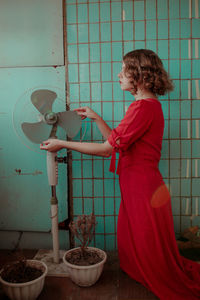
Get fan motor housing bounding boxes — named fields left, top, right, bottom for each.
left=44, top=112, right=58, bottom=125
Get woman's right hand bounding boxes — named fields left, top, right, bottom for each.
left=74, top=106, right=100, bottom=121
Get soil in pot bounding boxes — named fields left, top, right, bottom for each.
left=1, top=260, right=43, bottom=283
left=65, top=248, right=103, bottom=266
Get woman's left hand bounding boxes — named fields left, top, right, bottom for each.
left=40, top=139, right=64, bottom=152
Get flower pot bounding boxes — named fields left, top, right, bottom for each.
left=0, top=260, right=48, bottom=300
left=63, top=247, right=107, bottom=287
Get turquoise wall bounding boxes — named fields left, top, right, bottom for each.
left=0, top=0, right=69, bottom=250
left=1, top=0, right=200, bottom=252
left=66, top=0, right=200, bottom=250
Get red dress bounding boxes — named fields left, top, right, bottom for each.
left=108, top=98, right=200, bottom=300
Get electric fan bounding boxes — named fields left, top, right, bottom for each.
left=14, top=87, right=82, bottom=265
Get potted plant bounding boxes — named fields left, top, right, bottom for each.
left=63, top=213, right=107, bottom=287
left=0, top=253, right=48, bottom=300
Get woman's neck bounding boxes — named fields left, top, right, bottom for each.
left=133, top=87, right=157, bottom=101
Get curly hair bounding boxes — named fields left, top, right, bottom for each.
left=123, top=49, right=174, bottom=96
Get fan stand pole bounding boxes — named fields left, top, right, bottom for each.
left=51, top=186, right=60, bottom=264
left=47, top=151, right=60, bottom=264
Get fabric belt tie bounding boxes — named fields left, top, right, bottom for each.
left=109, top=149, right=121, bottom=174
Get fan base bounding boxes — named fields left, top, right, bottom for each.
left=33, top=249, right=69, bottom=277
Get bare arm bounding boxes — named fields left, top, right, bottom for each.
left=95, top=115, right=112, bottom=140
left=74, top=107, right=112, bottom=140
left=40, top=139, right=113, bottom=157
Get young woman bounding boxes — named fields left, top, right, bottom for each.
left=40, top=49, right=200, bottom=299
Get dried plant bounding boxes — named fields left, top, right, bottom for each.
left=69, top=213, right=97, bottom=254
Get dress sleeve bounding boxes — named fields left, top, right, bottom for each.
left=108, top=100, right=154, bottom=152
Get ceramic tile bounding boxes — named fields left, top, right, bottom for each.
left=78, top=4, right=88, bottom=23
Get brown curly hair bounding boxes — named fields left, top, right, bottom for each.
left=123, top=49, right=174, bottom=96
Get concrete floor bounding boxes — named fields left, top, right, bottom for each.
left=0, top=249, right=158, bottom=300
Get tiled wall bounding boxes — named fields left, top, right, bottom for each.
left=65, top=0, right=200, bottom=250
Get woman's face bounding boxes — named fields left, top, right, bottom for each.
left=118, top=62, right=132, bottom=92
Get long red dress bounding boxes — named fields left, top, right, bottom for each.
left=108, top=98, right=200, bottom=300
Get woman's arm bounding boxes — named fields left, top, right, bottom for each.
left=40, top=139, right=113, bottom=157
left=95, top=115, right=112, bottom=140
left=74, top=107, right=112, bottom=140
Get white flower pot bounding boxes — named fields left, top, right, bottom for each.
left=0, top=260, right=48, bottom=300
left=63, top=247, right=107, bottom=287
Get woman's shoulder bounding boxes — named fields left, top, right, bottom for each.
left=125, top=99, right=162, bottom=120
left=130, top=98, right=161, bottom=110
left=135, top=98, right=160, bottom=104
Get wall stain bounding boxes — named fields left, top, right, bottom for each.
left=15, top=169, right=21, bottom=175
left=1, top=170, right=43, bottom=179
left=14, top=169, right=43, bottom=176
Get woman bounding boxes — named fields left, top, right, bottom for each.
left=40, top=49, right=200, bottom=299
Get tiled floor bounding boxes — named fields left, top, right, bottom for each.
left=0, top=250, right=158, bottom=300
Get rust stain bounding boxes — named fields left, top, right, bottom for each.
left=15, top=169, right=21, bottom=175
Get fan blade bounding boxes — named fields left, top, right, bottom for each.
left=21, top=121, right=52, bottom=144
left=57, top=111, right=82, bottom=138
left=31, top=89, right=57, bottom=115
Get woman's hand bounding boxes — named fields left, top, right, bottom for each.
left=74, top=106, right=100, bottom=121
left=75, top=106, right=111, bottom=140
left=40, top=139, right=64, bottom=152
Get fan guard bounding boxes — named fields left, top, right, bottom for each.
left=13, top=86, right=82, bottom=153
